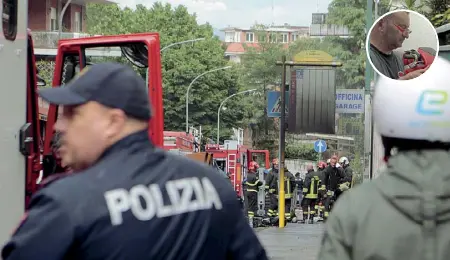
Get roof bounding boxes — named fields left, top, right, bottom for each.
left=224, top=42, right=289, bottom=55
left=222, top=26, right=310, bottom=33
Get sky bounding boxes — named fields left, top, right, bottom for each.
left=113, top=0, right=332, bottom=29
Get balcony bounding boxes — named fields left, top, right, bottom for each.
left=31, top=31, right=92, bottom=49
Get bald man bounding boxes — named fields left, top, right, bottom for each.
left=369, top=11, right=427, bottom=80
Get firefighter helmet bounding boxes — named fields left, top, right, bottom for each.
left=339, top=157, right=349, bottom=166
left=326, top=158, right=331, bottom=164
left=373, top=56, right=450, bottom=142
left=249, top=161, right=259, bottom=170
left=317, top=161, right=327, bottom=168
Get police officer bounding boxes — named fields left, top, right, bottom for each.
left=318, top=56, right=450, bottom=260
left=322, top=156, right=345, bottom=220
left=2, top=63, right=268, bottom=260
left=265, top=158, right=279, bottom=218
left=245, top=163, right=262, bottom=220
left=301, top=165, right=320, bottom=224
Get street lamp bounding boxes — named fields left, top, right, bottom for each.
left=217, top=89, right=257, bottom=144
left=185, top=65, right=232, bottom=133
left=160, top=38, right=205, bottom=53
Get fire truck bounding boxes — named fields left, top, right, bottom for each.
left=1, top=0, right=170, bottom=245
left=163, top=131, right=196, bottom=154
left=205, top=141, right=270, bottom=197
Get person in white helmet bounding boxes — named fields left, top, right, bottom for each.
left=318, top=56, right=450, bottom=260
left=338, top=156, right=353, bottom=188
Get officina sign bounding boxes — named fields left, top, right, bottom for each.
left=335, top=89, right=365, bottom=114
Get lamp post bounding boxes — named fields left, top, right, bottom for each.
left=217, top=89, right=257, bottom=144
left=185, top=65, right=232, bottom=133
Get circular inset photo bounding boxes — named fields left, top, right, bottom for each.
left=366, top=9, right=439, bottom=80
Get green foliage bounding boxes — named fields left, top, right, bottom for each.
left=238, top=24, right=288, bottom=150
left=431, top=8, right=450, bottom=27
left=285, top=143, right=318, bottom=161
left=86, top=3, right=251, bottom=140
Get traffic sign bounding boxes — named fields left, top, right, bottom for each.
left=314, top=139, right=327, bottom=153
left=267, top=91, right=289, bottom=118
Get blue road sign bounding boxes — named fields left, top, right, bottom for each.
left=314, top=139, right=327, bottom=153
left=267, top=91, right=289, bottom=118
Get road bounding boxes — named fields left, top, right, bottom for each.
left=256, top=223, right=325, bottom=259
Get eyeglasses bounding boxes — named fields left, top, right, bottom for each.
left=394, top=24, right=412, bottom=35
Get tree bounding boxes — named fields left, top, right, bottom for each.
left=285, top=144, right=318, bottom=161
left=238, top=24, right=287, bottom=152
left=86, top=3, right=250, bottom=140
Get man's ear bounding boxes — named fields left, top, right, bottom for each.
left=105, top=109, right=127, bottom=137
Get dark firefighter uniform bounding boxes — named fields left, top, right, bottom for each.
left=2, top=131, right=268, bottom=260
left=322, top=164, right=346, bottom=219
left=265, top=159, right=279, bottom=217
left=245, top=167, right=262, bottom=219
left=316, top=162, right=327, bottom=219
left=301, top=168, right=321, bottom=223
left=280, top=168, right=296, bottom=221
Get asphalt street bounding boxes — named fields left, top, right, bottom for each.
left=256, top=223, right=325, bottom=259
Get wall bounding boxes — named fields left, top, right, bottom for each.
left=28, top=0, right=47, bottom=31
left=399, top=12, right=438, bottom=52
left=285, top=159, right=316, bottom=178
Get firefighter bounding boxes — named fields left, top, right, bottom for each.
left=318, top=56, right=450, bottom=260
left=245, top=163, right=262, bottom=221
left=294, top=172, right=303, bottom=207
left=316, top=161, right=327, bottom=220
left=338, top=156, right=353, bottom=193
left=322, top=156, right=346, bottom=220
left=265, top=158, right=279, bottom=218
left=300, top=165, right=320, bottom=224
left=281, top=166, right=296, bottom=223
left=1, top=63, right=268, bottom=260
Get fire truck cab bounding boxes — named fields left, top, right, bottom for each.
left=205, top=141, right=270, bottom=198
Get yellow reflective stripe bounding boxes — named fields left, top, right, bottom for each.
left=246, top=182, right=259, bottom=186
left=247, top=189, right=258, bottom=192
left=302, top=188, right=308, bottom=193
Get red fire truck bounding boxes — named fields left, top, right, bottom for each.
left=163, top=131, right=196, bottom=154
left=205, top=141, right=270, bottom=197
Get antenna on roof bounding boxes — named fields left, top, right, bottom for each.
left=271, top=0, right=274, bottom=26
left=317, top=0, right=320, bottom=12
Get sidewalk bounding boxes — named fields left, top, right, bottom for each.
left=256, top=223, right=325, bottom=259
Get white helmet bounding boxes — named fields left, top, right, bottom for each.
left=373, top=56, right=450, bottom=142
left=339, top=157, right=349, bottom=165
left=326, top=158, right=331, bottom=164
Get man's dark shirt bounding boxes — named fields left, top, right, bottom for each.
left=2, top=130, right=267, bottom=260
left=369, top=44, right=404, bottom=79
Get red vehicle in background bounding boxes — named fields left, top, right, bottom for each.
left=205, top=141, right=270, bottom=197
left=163, top=131, right=196, bottom=154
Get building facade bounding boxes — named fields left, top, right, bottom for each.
left=221, top=24, right=310, bottom=63
left=29, top=0, right=114, bottom=56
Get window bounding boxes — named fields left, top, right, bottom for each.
left=2, top=0, right=18, bottom=40
left=74, top=12, right=81, bottom=32
left=50, top=7, right=58, bottom=31
left=258, top=34, right=266, bottom=42
left=269, top=33, right=276, bottom=43
left=291, top=33, right=298, bottom=42
left=280, top=33, right=288, bottom=43
left=225, top=32, right=235, bottom=42
left=245, top=32, right=254, bottom=42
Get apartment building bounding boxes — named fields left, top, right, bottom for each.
left=29, top=0, right=114, bottom=56
left=221, top=24, right=310, bottom=63
left=309, top=13, right=350, bottom=38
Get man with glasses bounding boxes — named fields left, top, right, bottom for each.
left=369, top=11, right=427, bottom=80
